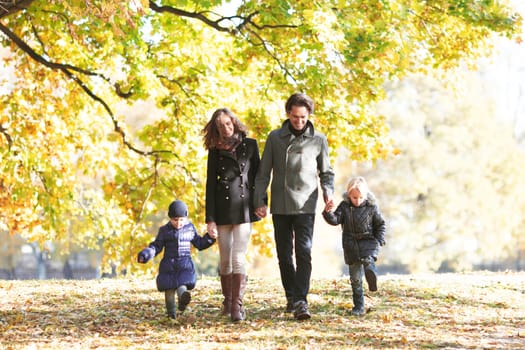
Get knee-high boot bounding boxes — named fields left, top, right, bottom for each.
left=363, top=257, right=378, bottom=292
left=351, top=281, right=365, bottom=316
left=231, top=273, right=247, bottom=322
left=164, top=289, right=176, bottom=319
left=220, top=274, right=233, bottom=316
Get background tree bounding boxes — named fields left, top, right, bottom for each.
left=0, top=0, right=521, bottom=274
left=351, top=70, right=525, bottom=273
left=0, top=228, right=25, bottom=278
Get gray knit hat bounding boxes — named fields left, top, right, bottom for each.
left=168, top=200, right=188, bottom=218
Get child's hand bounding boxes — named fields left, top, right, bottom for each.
left=137, top=247, right=154, bottom=263
left=208, top=230, right=218, bottom=239
left=324, top=201, right=335, bottom=212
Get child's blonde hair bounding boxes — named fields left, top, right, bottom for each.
left=346, top=176, right=369, bottom=197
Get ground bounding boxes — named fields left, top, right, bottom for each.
left=0, top=271, right=524, bottom=349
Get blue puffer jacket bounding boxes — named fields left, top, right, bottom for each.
left=322, top=193, right=386, bottom=264
left=142, top=221, right=215, bottom=291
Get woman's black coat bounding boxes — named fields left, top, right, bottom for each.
left=322, top=194, right=386, bottom=264
left=205, top=137, right=260, bottom=225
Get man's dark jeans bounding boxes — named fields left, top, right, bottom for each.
left=272, top=214, right=315, bottom=304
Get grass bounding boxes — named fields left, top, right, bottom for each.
left=1, top=271, right=524, bottom=349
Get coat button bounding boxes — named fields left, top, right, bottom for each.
left=225, top=196, right=229, bottom=200
left=240, top=194, right=245, bottom=198
left=225, top=185, right=229, bottom=189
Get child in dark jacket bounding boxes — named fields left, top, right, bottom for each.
left=137, top=200, right=217, bottom=319
left=322, top=176, right=386, bottom=316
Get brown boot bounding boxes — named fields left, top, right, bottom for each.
left=220, top=274, right=232, bottom=316
left=231, top=273, right=247, bottom=322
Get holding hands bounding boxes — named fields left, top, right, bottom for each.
left=254, top=206, right=268, bottom=218
left=324, top=196, right=335, bottom=212
left=207, top=222, right=218, bottom=239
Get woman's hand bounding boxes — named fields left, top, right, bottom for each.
left=254, top=206, right=268, bottom=218
left=207, top=222, right=218, bottom=238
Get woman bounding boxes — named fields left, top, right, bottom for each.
left=202, top=108, right=260, bottom=322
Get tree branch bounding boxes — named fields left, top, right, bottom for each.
left=149, top=1, right=296, bottom=32
left=0, top=123, right=12, bottom=149
left=0, top=0, right=35, bottom=19
left=149, top=1, right=236, bottom=34
left=243, top=27, right=298, bottom=85
left=148, top=1, right=299, bottom=83
left=129, top=156, right=159, bottom=256
left=0, top=18, right=199, bottom=189
left=0, top=20, right=161, bottom=157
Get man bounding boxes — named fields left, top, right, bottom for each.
left=253, top=92, right=334, bottom=320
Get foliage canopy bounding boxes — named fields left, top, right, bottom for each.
left=0, top=0, right=522, bottom=273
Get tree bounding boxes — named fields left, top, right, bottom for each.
left=0, top=0, right=521, bottom=274
left=0, top=227, right=25, bottom=278
left=361, top=71, right=525, bottom=273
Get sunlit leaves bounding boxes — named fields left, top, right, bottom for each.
left=1, top=273, right=523, bottom=348
left=0, top=0, right=522, bottom=271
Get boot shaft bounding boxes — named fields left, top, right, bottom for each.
left=232, top=273, right=247, bottom=300
left=220, top=274, right=233, bottom=316
left=220, top=274, right=233, bottom=298
left=231, top=273, right=247, bottom=322
left=164, top=289, right=177, bottom=319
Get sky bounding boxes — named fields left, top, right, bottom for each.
left=485, top=0, right=525, bottom=135
left=486, top=44, right=525, bottom=136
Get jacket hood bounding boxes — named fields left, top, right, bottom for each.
left=342, top=191, right=377, bottom=207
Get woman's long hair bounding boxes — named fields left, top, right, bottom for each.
left=202, top=108, right=247, bottom=150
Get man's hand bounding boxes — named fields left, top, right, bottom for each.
left=254, top=206, right=268, bottom=218
left=323, top=195, right=334, bottom=212
left=324, top=201, right=335, bottom=212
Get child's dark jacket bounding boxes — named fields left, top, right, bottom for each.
left=322, top=193, right=386, bottom=264
left=146, top=221, right=215, bottom=291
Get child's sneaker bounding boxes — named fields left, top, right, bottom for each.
left=351, top=307, right=365, bottom=316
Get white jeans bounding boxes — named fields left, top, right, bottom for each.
left=217, top=223, right=252, bottom=275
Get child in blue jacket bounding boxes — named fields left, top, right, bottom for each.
left=322, top=177, right=386, bottom=316
left=137, top=200, right=217, bottom=319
